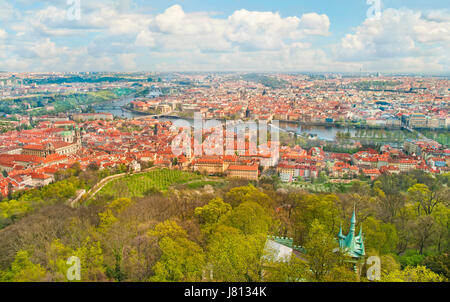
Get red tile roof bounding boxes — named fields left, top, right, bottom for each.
left=227, top=164, right=258, bottom=171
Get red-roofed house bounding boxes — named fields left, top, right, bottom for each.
left=227, top=164, right=259, bottom=180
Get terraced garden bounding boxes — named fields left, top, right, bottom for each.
left=95, top=168, right=202, bottom=199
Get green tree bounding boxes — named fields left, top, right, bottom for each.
left=46, top=239, right=74, bottom=281
left=422, top=253, right=450, bottom=280
left=195, top=197, right=232, bottom=227
left=373, top=180, right=405, bottom=222
left=2, top=250, right=47, bottom=282
left=409, top=215, right=437, bottom=254
left=398, top=249, right=426, bottom=268
left=46, top=238, right=106, bottom=281
left=304, top=219, right=341, bottom=281
left=323, top=264, right=357, bottom=282
left=316, top=171, right=329, bottom=184
left=292, top=194, right=341, bottom=245
left=407, top=183, right=442, bottom=216
left=150, top=236, right=205, bottom=282
left=97, top=209, right=118, bottom=233
left=75, top=238, right=106, bottom=281
left=148, top=220, right=188, bottom=239
left=0, top=199, right=32, bottom=223
left=263, top=256, right=309, bottom=282
left=108, top=197, right=132, bottom=214
left=207, top=225, right=266, bottom=282
left=382, top=265, right=445, bottom=282
left=431, top=204, right=450, bottom=253
left=380, top=254, right=401, bottom=278
left=97, top=198, right=132, bottom=233
left=363, top=216, right=398, bottom=254
left=149, top=221, right=205, bottom=282
left=222, top=202, right=272, bottom=235
left=394, top=202, right=416, bottom=253
left=224, top=184, right=273, bottom=208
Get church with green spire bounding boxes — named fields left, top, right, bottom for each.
left=338, top=208, right=365, bottom=259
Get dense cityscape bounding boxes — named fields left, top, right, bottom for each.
left=1, top=72, right=449, bottom=195
left=0, top=72, right=448, bottom=284
left=0, top=0, right=449, bottom=290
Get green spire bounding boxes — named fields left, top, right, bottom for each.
left=338, top=207, right=365, bottom=259
left=338, top=223, right=345, bottom=239
left=349, top=206, right=356, bottom=234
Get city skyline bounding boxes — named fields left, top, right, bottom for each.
left=0, top=0, right=449, bottom=288
left=0, top=0, right=449, bottom=73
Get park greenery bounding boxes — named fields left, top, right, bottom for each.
left=353, top=81, right=401, bottom=90
left=0, top=120, right=20, bottom=133
left=0, top=167, right=448, bottom=282
left=94, top=169, right=202, bottom=200
left=23, top=76, right=148, bottom=85
left=0, top=88, right=135, bottom=116
left=278, top=128, right=420, bottom=154
left=421, top=130, right=450, bottom=147
left=0, top=163, right=129, bottom=229
left=236, top=73, right=288, bottom=89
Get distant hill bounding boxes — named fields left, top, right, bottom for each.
left=23, top=76, right=149, bottom=85
left=231, top=73, right=288, bottom=89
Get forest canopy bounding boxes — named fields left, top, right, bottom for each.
left=0, top=170, right=448, bottom=282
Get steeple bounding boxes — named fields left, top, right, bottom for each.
left=337, top=206, right=365, bottom=259
left=349, top=205, right=356, bottom=234
left=338, top=223, right=345, bottom=240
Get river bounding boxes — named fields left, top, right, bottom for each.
left=94, top=96, right=410, bottom=146
left=93, top=94, right=144, bottom=119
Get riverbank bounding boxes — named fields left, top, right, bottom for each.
left=96, top=97, right=448, bottom=147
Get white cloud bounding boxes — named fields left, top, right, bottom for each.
left=0, top=29, right=7, bottom=39
left=1, top=3, right=332, bottom=71
left=135, top=30, right=155, bottom=47
left=118, top=53, right=137, bottom=71
left=333, top=8, right=449, bottom=72
left=0, top=1, right=17, bottom=22
left=0, top=57, right=31, bottom=71
left=336, top=9, right=449, bottom=60
left=224, top=9, right=329, bottom=50
left=298, top=12, right=330, bottom=36
left=225, top=9, right=300, bottom=50
left=143, top=6, right=330, bottom=53
left=422, top=10, right=450, bottom=22
left=30, top=38, right=63, bottom=59
left=1, top=3, right=447, bottom=73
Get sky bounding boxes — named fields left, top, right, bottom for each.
left=0, top=0, right=449, bottom=73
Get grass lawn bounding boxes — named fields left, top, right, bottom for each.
left=183, top=180, right=226, bottom=189
left=96, top=168, right=201, bottom=199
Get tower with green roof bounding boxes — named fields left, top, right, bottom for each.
left=338, top=208, right=365, bottom=259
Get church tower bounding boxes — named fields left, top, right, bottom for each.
left=338, top=207, right=365, bottom=259
left=75, top=126, right=82, bottom=150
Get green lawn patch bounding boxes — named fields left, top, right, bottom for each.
left=96, top=169, right=201, bottom=199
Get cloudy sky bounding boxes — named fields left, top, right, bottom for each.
left=0, top=0, right=449, bottom=73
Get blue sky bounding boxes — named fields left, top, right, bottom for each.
left=0, top=0, right=449, bottom=73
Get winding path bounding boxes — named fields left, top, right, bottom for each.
left=70, top=167, right=157, bottom=207
left=70, top=167, right=224, bottom=208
